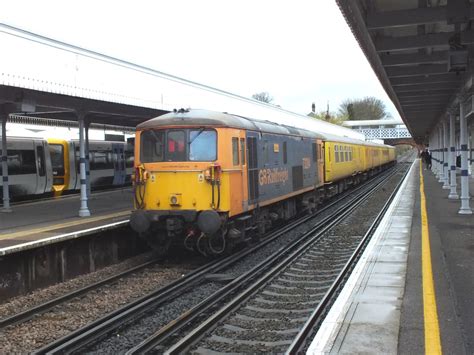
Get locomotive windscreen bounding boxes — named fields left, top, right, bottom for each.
left=140, top=129, right=216, bottom=162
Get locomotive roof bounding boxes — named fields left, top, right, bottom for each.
left=138, top=109, right=393, bottom=148
left=137, top=109, right=325, bottom=139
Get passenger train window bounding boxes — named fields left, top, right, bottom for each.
left=232, top=137, right=239, bottom=165
left=90, top=151, right=114, bottom=170
left=189, top=129, right=216, bottom=161
left=240, top=138, right=246, bottom=165
left=0, top=149, right=36, bottom=175
left=335, top=145, right=339, bottom=163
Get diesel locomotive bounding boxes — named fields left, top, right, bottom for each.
left=130, top=109, right=396, bottom=256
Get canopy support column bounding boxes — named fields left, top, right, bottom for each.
left=78, top=110, right=91, bottom=217
left=442, top=119, right=450, bottom=189
left=1, top=110, right=11, bottom=213
left=85, top=119, right=91, bottom=198
left=458, top=98, right=472, bottom=214
left=448, top=111, right=458, bottom=199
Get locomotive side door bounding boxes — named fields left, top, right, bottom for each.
left=246, top=131, right=259, bottom=205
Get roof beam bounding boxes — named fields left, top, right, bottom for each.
left=401, top=102, right=446, bottom=108
left=381, top=51, right=448, bottom=66
left=375, top=31, right=474, bottom=52
left=367, top=6, right=474, bottom=29
left=403, top=108, right=444, bottom=113
left=390, top=73, right=462, bottom=86
left=386, top=64, right=447, bottom=78
left=394, top=83, right=460, bottom=93
left=399, top=97, right=451, bottom=104
left=367, top=6, right=449, bottom=29
left=397, top=92, right=452, bottom=98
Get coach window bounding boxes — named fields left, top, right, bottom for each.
left=167, top=130, right=186, bottom=161
left=141, top=130, right=164, bottom=163
left=335, top=145, right=339, bottom=163
left=2, top=150, right=36, bottom=175
left=345, top=146, right=349, bottom=162
left=189, top=129, right=216, bottom=161
left=232, top=137, right=239, bottom=165
left=240, top=138, right=246, bottom=165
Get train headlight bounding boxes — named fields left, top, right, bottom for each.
left=169, top=194, right=182, bottom=206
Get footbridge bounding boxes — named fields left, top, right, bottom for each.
left=343, top=118, right=415, bottom=146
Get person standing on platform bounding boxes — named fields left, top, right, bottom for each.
left=425, top=149, right=432, bottom=169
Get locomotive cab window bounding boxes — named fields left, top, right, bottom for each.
left=141, top=130, right=164, bottom=162
left=232, top=137, right=239, bottom=165
left=240, top=138, right=246, bottom=165
left=189, top=129, right=216, bottom=161
left=167, top=130, right=186, bottom=161
left=141, top=129, right=216, bottom=162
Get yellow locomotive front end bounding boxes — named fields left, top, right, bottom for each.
left=130, top=110, right=247, bottom=255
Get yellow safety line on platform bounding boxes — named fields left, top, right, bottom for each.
left=0, top=210, right=131, bottom=240
left=419, top=164, right=442, bottom=355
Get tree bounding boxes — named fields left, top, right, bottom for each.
left=252, top=92, right=273, bottom=103
left=338, top=97, right=387, bottom=120
left=308, top=101, right=347, bottom=126
left=308, top=111, right=347, bottom=126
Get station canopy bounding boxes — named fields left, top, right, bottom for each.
left=337, top=0, right=474, bottom=143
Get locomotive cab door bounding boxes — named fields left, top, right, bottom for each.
left=246, top=132, right=259, bottom=204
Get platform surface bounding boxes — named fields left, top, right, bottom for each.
left=308, top=160, right=474, bottom=354
left=0, top=188, right=133, bottom=253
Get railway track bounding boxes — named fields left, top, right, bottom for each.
left=173, top=164, right=409, bottom=354
left=35, top=162, right=409, bottom=354
left=129, top=163, right=410, bottom=354
left=0, top=258, right=160, bottom=329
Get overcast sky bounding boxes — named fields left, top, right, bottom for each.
left=1, top=0, right=400, bottom=119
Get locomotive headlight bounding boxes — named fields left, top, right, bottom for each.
left=169, top=194, right=182, bottom=206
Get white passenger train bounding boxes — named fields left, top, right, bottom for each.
left=0, top=137, right=133, bottom=201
